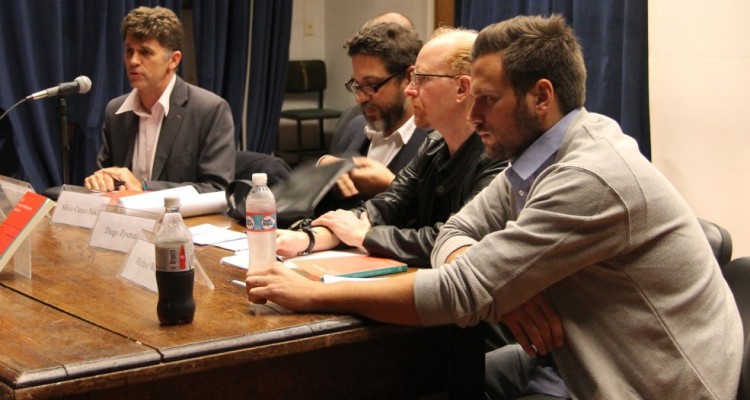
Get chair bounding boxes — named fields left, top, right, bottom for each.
left=234, top=151, right=291, bottom=187
left=698, top=218, right=733, bottom=268
left=328, top=104, right=363, bottom=154
left=722, top=257, right=750, bottom=399
left=279, top=60, right=342, bottom=164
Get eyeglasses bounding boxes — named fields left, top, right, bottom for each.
left=409, top=71, right=459, bottom=87
left=345, top=69, right=404, bottom=96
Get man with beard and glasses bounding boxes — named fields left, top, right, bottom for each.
left=317, top=22, right=429, bottom=212
left=246, top=15, right=742, bottom=399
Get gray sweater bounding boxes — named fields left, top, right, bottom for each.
left=418, top=110, right=742, bottom=399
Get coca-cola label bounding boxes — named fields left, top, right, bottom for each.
left=246, top=211, right=277, bottom=232
left=155, top=242, right=194, bottom=272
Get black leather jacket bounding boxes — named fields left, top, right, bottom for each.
left=355, top=131, right=508, bottom=267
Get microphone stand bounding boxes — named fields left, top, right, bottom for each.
left=58, top=96, right=70, bottom=185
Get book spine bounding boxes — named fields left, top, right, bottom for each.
left=338, top=265, right=407, bottom=279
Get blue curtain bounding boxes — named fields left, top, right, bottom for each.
left=455, top=0, right=651, bottom=159
left=192, top=0, right=250, bottom=146
left=0, top=0, right=181, bottom=192
left=244, top=0, right=293, bottom=153
left=0, top=0, right=291, bottom=192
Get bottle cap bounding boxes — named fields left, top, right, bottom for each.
left=164, top=195, right=181, bottom=208
left=251, top=173, right=268, bottom=186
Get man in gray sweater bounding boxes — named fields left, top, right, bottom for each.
left=246, top=15, right=742, bottom=399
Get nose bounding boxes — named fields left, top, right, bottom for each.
left=467, top=101, right=483, bottom=125
left=126, top=53, right=140, bottom=66
left=404, top=81, right=418, bottom=98
left=353, top=90, right=369, bottom=104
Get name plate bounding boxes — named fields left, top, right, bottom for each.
left=119, top=236, right=157, bottom=292
left=51, top=190, right=111, bottom=229
left=89, top=211, right=158, bottom=252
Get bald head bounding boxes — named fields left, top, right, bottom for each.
left=427, top=27, right=478, bottom=76
left=363, top=12, right=415, bottom=31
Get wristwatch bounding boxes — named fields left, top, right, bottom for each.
left=290, top=218, right=315, bottom=256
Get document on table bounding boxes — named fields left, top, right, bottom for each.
left=192, top=228, right=245, bottom=246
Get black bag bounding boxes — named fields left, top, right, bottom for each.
left=225, top=159, right=354, bottom=228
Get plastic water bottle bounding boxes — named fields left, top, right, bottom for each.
left=246, top=173, right=277, bottom=270
left=154, top=196, right=196, bottom=325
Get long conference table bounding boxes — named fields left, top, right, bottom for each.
left=0, top=213, right=483, bottom=399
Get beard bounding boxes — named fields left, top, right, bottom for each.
left=482, top=102, right=545, bottom=161
left=361, top=91, right=407, bottom=133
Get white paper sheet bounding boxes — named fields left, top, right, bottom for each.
left=117, top=186, right=227, bottom=218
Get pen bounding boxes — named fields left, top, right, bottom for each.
left=228, top=279, right=246, bottom=288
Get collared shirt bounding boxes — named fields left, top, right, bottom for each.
left=116, top=74, right=177, bottom=181
left=364, top=116, right=417, bottom=167
left=506, top=109, right=580, bottom=213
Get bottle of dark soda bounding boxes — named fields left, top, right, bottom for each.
left=154, top=196, right=195, bottom=325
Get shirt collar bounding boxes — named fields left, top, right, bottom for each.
left=364, top=115, right=417, bottom=144
left=509, top=108, right=581, bottom=180
left=116, top=74, right=177, bottom=116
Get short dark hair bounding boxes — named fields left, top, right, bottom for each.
left=121, top=6, right=184, bottom=53
left=345, top=22, right=422, bottom=75
left=472, top=14, right=586, bottom=113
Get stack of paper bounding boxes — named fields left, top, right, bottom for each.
left=118, top=186, right=227, bottom=218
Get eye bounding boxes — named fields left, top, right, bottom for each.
left=476, top=95, right=493, bottom=106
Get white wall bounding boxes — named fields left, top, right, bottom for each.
left=649, top=2, right=750, bottom=257
left=281, top=0, right=432, bottom=156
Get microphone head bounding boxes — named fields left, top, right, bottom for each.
left=75, top=75, right=92, bottom=94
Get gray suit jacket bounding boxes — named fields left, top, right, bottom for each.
left=96, top=76, right=235, bottom=193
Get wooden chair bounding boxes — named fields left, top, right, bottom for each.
left=279, top=60, right=342, bottom=164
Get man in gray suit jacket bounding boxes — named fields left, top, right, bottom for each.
left=84, top=6, right=234, bottom=194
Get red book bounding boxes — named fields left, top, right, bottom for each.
left=0, top=192, right=55, bottom=270
left=285, top=252, right=407, bottom=282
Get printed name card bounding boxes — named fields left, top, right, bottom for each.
left=119, top=230, right=215, bottom=292
left=89, top=211, right=158, bottom=252
left=51, top=190, right=112, bottom=229
left=119, top=235, right=158, bottom=292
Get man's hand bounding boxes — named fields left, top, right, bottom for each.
left=246, top=262, right=322, bottom=310
left=275, top=229, right=311, bottom=258
left=348, top=157, right=395, bottom=197
left=318, top=155, right=360, bottom=199
left=334, top=173, right=360, bottom=199
left=313, top=210, right=371, bottom=248
left=500, top=293, right=564, bottom=356
left=84, top=167, right=142, bottom=192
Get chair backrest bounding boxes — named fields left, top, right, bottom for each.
left=698, top=218, right=733, bottom=267
left=328, top=104, right=363, bottom=153
left=234, top=151, right=292, bottom=187
left=723, top=257, right=750, bottom=399
left=285, top=60, right=328, bottom=107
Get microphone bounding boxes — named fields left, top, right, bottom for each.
left=25, top=75, right=92, bottom=101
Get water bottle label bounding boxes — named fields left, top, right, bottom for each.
left=246, top=211, right=277, bottom=232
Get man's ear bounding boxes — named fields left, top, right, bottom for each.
left=169, top=50, right=183, bottom=71
left=531, top=79, right=553, bottom=112
left=456, top=75, right=471, bottom=101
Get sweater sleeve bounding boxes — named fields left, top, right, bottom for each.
left=420, top=166, right=630, bottom=326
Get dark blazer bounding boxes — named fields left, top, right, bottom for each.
left=96, top=76, right=235, bottom=193
left=358, top=132, right=507, bottom=267
left=329, top=114, right=429, bottom=175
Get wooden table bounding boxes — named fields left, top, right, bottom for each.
left=0, top=214, right=482, bottom=399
